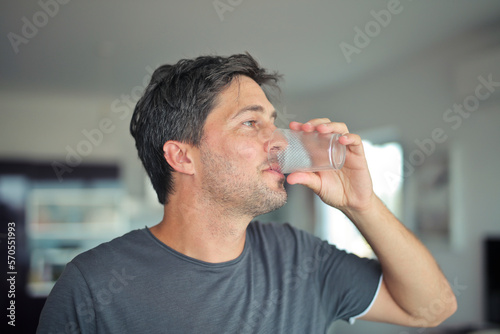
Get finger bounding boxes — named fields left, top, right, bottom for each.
left=289, top=121, right=303, bottom=131
left=340, top=133, right=366, bottom=156
left=289, top=121, right=315, bottom=132
left=303, top=118, right=332, bottom=132
left=286, top=172, right=322, bottom=193
left=290, top=120, right=348, bottom=135
left=340, top=133, right=362, bottom=146
left=305, top=118, right=331, bottom=126
left=316, top=122, right=349, bottom=135
left=289, top=119, right=332, bottom=133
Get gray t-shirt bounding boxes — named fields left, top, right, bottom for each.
left=37, top=221, right=382, bottom=334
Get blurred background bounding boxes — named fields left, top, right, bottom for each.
left=1, top=1, right=500, bottom=333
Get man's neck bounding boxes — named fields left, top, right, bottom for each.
left=149, top=191, right=251, bottom=263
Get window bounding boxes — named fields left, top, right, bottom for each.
left=315, top=140, right=403, bottom=258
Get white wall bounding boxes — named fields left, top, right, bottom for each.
left=0, top=90, right=147, bottom=198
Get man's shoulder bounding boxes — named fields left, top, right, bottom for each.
left=70, top=228, right=150, bottom=273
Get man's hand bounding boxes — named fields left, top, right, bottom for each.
left=286, top=119, right=375, bottom=213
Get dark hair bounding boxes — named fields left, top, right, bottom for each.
left=130, top=53, right=282, bottom=204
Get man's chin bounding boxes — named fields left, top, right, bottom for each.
left=247, top=188, right=287, bottom=218
left=265, top=187, right=288, bottom=212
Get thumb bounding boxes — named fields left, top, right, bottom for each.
left=286, top=172, right=322, bottom=193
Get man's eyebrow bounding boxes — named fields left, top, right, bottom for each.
left=232, top=105, right=277, bottom=120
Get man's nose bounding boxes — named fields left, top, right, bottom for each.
left=264, top=128, right=288, bottom=153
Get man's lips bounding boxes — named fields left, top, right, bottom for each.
left=264, top=164, right=284, bottom=176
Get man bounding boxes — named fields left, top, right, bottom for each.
left=37, top=53, right=456, bottom=333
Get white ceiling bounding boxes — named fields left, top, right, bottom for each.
left=1, top=0, right=500, bottom=97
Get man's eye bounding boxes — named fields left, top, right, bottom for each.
left=243, top=120, right=257, bottom=127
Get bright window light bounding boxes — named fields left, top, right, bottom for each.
left=316, top=140, right=403, bottom=258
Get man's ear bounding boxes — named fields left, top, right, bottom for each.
left=163, top=141, right=195, bottom=175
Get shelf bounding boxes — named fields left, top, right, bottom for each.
left=25, top=187, right=130, bottom=297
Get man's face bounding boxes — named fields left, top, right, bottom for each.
left=196, top=75, right=287, bottom=217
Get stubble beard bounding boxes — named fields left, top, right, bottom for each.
left=200, top=147, right=287, bottom=219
